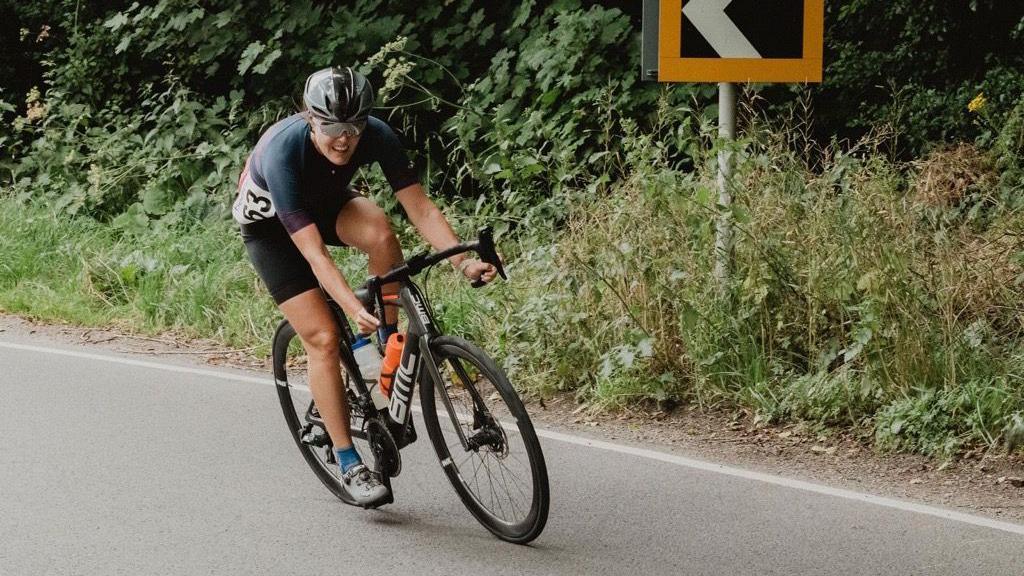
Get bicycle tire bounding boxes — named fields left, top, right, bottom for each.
left=419, top=335, right=549, bottom=544
left=271, top=319, right=354, bottom=504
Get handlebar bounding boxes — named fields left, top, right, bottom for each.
left=362, top=226, right=507, bottom=295
left=470, top=227, right=507, bottom=288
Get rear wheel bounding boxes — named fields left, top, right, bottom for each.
left=272, top=320, right=390, bottom=505
left=419, top=335, right=549, bottom=544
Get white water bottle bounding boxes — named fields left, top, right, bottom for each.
left=351, top=335, right=387, bottom=409
left=352, top=334, right=382, bottom=380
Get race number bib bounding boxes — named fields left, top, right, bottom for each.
left=232, top=168, right=276, bottom=224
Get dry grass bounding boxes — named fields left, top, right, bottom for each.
left=911, top=143, right=998, bottom=208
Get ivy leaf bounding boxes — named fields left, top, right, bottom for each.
left=105, top=12, right=129, bottom=31
left=842, top=341, right=864, bottom=362
left=112, top=203, right=150, bottom=233
left=890, top=419, right=904, bottom=435
left=679, top=301, right=699, bottom=330
left=732, top=204, right=751, bottom=224
left=237, top=41, right=265, bottom=75
left=142, top=187, right=170, bottom=215
left=856, top=271, right=877, bottom=292
left=617, top=347, right=636, bottom=369
left=213, top=9, right=234, bottom=28
left=511, top=0, right=535, bottom=29
left=637, top=338, right=654, bottom=358
left=251, top=49, right=282, bottom=75
left=115, top=36, right=132, bottom=55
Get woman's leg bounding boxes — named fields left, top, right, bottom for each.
left=277, top=287, right=353, bottom=450
left=335, top=197, right=404, bottom=326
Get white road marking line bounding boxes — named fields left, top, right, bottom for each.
left=0, top=341, right=269, bottom=385
left=528, top=428, right=1024, bottom=536
left=3, top=339, right=1024, bottom=537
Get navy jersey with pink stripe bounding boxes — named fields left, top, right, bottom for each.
left=232, top=113, right=418, bottom=234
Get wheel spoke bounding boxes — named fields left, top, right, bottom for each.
left=494, top=455, right=531, bottom=495
left=274, top=327, right=356, bottom=501
left=471, top=453, right=485, bottom=501
left=507, top=451, right=532, bottom=472
left=491, top=452, right=525, bottom=519
left=421, top=337, right=548, bottom=541
left=481, top=455, right=506, bottom=519
left=456, top=450, right=475, bottom=472
left=493, top=456, right=530, bottom=515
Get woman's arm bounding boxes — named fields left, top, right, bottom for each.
left=288, top=223, right=380, bottom=334
left=395, top=183, right=496, bottom=283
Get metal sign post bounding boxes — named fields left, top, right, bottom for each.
left=642, top=0, right=823, bottom=288
left=713, top=82, right=736, bottom=288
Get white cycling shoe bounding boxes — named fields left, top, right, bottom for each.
left=341, top=463, right=389, bottom=504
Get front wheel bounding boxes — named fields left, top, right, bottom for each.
left=419, top=336, right=549, bottom=544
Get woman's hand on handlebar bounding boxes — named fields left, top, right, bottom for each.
left=457, top=258, right=497, bottom=284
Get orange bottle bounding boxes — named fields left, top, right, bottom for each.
left=379, top=333, right=405, bottom=397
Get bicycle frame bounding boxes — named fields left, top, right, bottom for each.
left=333, top=279, right=476, bottom=452
left=322, top=227, right=506, bottom=452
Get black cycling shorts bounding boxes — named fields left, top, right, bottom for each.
left=240, top=191, right=359, bottom=305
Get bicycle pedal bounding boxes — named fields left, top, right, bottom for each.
left=301, top=430, right=330, bottom=447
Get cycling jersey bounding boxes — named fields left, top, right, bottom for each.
left=232, top=113, right=418, bottom=236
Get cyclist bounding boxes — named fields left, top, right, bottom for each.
left=233, top=66, right=496, bottom=504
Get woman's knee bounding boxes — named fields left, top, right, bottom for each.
left=366, top=221, right=398, bottom=253
left=301, top=326, right=340, bottom=358
left=337, top=200, right=396, bottom=252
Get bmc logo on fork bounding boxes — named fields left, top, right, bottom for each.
left=388, top=349, right=418, bottom=422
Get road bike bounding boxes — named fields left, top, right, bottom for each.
left=271, top=228, right=549, bottom=544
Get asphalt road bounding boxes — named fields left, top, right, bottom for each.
left=2, top=341, right=1024, bottom=576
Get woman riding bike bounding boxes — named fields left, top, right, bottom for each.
left=232, top=66, right=496, bottom=505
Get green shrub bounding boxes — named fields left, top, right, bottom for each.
left=9, top=79, right=253, bottom=226
left=0, top=201, right=279, bottom=348
left=875, top=376, right=1024, bottom=458
left=3, top=1, right=1024, bottom=461
left=460, top=106, right=1024, bottom=455
left=745, top=369, right=884, bottom=430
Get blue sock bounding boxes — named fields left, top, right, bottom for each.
left=378, top=322, right=398, bottom=344
left=335, top=445, right=362, bottom=474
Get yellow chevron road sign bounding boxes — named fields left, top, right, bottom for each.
left=642, top=0, right=824, bottom=83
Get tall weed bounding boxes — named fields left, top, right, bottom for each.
left=470, top=104, right=1024, bottom=455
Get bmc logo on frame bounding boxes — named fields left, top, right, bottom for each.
left=413, top=297, right=431, bottom=326
left=388, top=350, right=418, bottom=422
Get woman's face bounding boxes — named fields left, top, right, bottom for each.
left=309, top=117, right=363, bottom=166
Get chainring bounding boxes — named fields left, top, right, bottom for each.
left=365, top=416, right=402, bottom=478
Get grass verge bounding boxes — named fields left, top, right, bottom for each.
left=4, top=137, right=1024, bottom=461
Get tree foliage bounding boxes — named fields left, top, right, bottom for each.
left=1, top=1, right=1023, bottom=454
left=1, top=0, right=1021, bottom=222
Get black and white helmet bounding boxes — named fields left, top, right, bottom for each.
left=303, top=66, right=374, bottom=124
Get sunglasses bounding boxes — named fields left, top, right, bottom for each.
left=311, top=117, right=366, bottom=139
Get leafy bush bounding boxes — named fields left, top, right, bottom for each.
left=0, top=201, right=278, bottom=346
left=875, top=377, right=1024, bottom=458
left=443, top=1, right=698, bottom=238
left=3, top=0, right=1024, bottom=460
left=8, top=79, right=253, bottom=228
left=810, top=0, right=1024, bottom=153
left=459, top=103, right=1024, bottom=455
